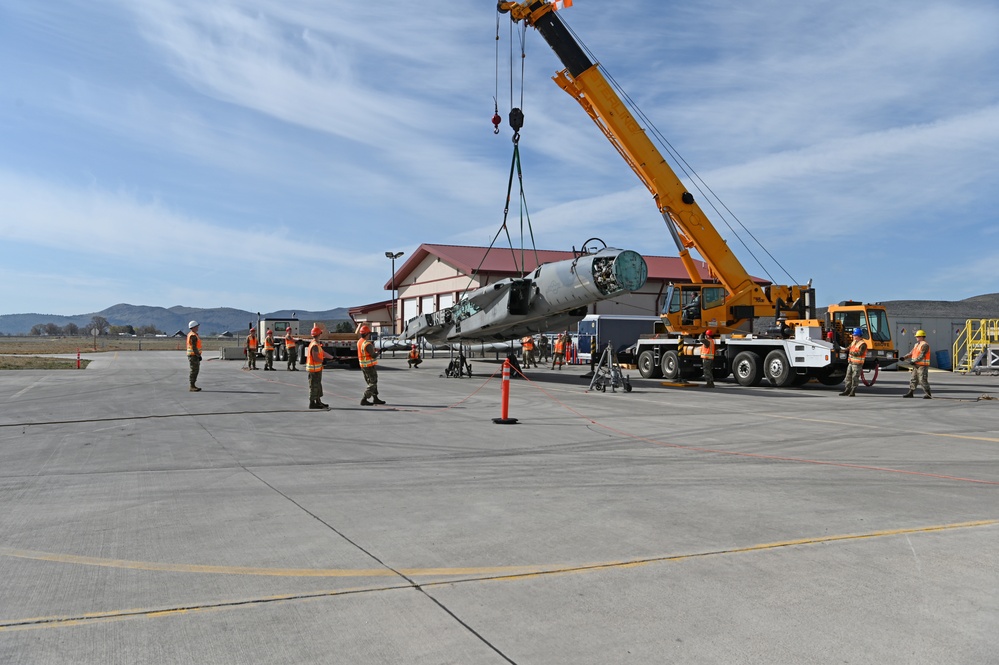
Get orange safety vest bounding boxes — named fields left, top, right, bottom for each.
left=247, top=334, right=257, bottom=349
left=187, top=331, right=201, bottom=357
left=554, top=338, right=565, bottom=354
left=264, top=334, right=274, bottom=351
left=408, top=348, right=420, bottom=360
left=357, top=338, right=377, bottom=368
left=700, top=337, right=716, bottom=360
left=848, top=339, right=867, bottom=365
left=306, top=340, right=324, bottom=373
left=285, top=334, right=296, bottom=349
left=911, top=340, right=930, bottom=366
left=521, top=336, right=534, bottom=351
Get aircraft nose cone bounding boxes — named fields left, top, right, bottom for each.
left=614, top=250, right=648, bottom=291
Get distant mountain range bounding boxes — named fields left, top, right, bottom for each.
left=878, top=293, right=999, bottom=319
left=0, top=304, right=351, bottom=336
left=4, top=293, right=996, bottom=336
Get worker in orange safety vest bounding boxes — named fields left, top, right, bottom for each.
left=263, top=329, right=276, bottom=371
left=285, top=329, right=298, bottom=371
left=840, top=328, right=867, bottom=397
left=306, top=324, right=332, bottom=409
left=521, top=335, right=538, bottom=368
left=902, top=330, right=932, bottom=399
left=407, top=344, right=422, bottom=368
left=246, top=327, right=258, bottom=370
left=700, top=329, right=716, bottom=388
left=551, top=333, right=566, bottom=370
left=357, top=325, right=386, bottom=406
left=187, top=320, right=203, bottom=392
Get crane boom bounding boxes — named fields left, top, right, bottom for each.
left=498, top=1, right=815, bottom=335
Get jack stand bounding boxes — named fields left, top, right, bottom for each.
left=587, top=341, right=632, bottom=393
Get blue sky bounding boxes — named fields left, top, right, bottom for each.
left=2, top=0, right=997, bottom=317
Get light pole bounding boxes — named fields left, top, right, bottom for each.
left=385, top=251, right=404, bottom=335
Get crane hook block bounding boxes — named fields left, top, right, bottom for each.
left=492, top=113, right=502, bottom=134
left=508, top=107, right=525, bottom=132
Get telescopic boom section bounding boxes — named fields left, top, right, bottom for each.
left=497, top=1, right=812, bottom=333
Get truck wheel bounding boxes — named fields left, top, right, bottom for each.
left=764, top=349, right=795, bottom=387
left=638, top=351, right=662, bottom=379
left=733, top=351, right=763, bottom=387
left=660, top=350, right=680, bottom=381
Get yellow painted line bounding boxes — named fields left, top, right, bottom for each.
left=1, top=519, right=994, bottom=632
left=766, top=413, right=999, bottom=443
left=0, top=547, right=549, bottom=578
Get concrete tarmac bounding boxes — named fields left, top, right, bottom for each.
left=1, top=351, right=997, bottom=664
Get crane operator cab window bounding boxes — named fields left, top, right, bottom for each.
left=664, top=285, right=727, bottom=325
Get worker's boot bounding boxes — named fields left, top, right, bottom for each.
left=923, top=390, right=932, bottom=399
left=838, top=390, right=850, bottom=396
left=189, top=386, right=201, bottom=392
left=848, top=390, right=856, bottom=397
left=316, top=401, right=330, bottom=409
left=360, top=398, right=373, bottom=406
left=903, top=391, right=914, bottom=398
left=309, top=400, right=319, bottom=409
left=372, top=396, right=386, bottom=405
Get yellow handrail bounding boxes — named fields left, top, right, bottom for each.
left=952, top=319, right=999, bottom=373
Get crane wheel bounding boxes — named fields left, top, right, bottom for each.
left=733, top=351, right=763, bottom=387
left=638, top=350, right=662, bottom=378
left=764, top=349, right=795, bottom=387
left=660, top=350, right=681, bottom=381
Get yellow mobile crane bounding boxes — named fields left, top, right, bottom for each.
left=498, top=1, right=896, bottom=387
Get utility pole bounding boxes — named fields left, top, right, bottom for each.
left=385, top=251, right=404, bottom=335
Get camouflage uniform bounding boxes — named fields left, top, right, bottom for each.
left=246, top=332, right=258, bottom=369
left=263, top=332, right=275, bottom=371
left=187, top=327, right=202, bottom=391
left=904, top=339, right=932, bottom=398
left=840, top=338, right=867, bottom=396
left=286, top=335, right=298, bottom=371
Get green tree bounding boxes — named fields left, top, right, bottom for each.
left=64, top=322, right=80, bottom=336
left=44, top=323, right=62, bottom=336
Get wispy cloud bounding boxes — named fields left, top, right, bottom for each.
left=1, top=0, right=997, bottom=314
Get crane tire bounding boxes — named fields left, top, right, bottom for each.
left=765, top=349, right=795, bottom=387
left=660, top=350, right=681, bottom=381
left=638, top=350, right=662, bottom=379
left=733, top=351, right=763, bottom=387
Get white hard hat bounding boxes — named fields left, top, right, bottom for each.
left=189, top=320, right=199, bottom=328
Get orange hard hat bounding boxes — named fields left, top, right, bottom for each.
left=311, top=325, right=322, bottom=336
left=358, top=324, right=371, bottom=335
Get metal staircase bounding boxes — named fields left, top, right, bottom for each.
left=952, top=319, right=999, bottom=375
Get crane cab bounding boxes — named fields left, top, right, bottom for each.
left=661, top=283, right=728, bottom=334
left=826, top=301, right=897, bottom=367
